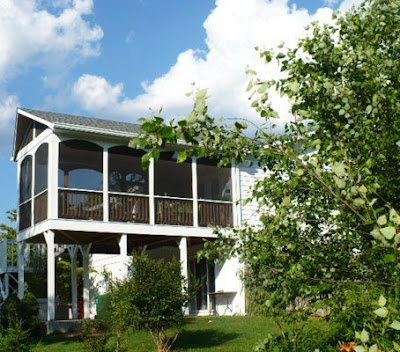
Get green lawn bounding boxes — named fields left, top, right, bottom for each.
left=31, top=316, right=280, bottom=352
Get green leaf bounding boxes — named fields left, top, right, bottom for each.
left=384, top=254, right=396, bottom=263
left=360, top=329, right=369, bottom=343
left=332, top=162, right=346, bottom=177
left=389, top=320, right=400, bottom=330
left=373, top=307, right=388, bottom=318
left=354, top=346, right=365, bottom=352
left=196, top=88, right=208, bottom=99
left=142, top=122, right=158, bottom=133
left=159, top=126, right=175, bottom=138
left=177, top=151, right=187, bottom=163
left=393, top=341, right=400, bottom=351
left=378, top=295, right=387, bottom=307
left=369, top=344, right=378, bottom=352
left=377, top=215, right=387, bottom=226
left=380, top=227, right=396, bottom=240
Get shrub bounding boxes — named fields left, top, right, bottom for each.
left=0, top=317, right=31, bottom=352
left=1, top=293, right=40, bottom=332
left=81, top=319, right=110, bottom=352
left=109, top=254, right=188, bottom=352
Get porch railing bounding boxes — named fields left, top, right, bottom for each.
left=198, top=201, right=233, bottom=227
left=155, top=197, right=193, bottom=226
left=109, top=193, right=149, bottom=223
left=59, top=188, right=103, bottom=220
left=34, top=191, right=48, bottom=224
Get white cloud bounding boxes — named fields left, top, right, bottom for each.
left=324, top=0, right=339, bottom=7
left=0, top=0, right=103, bottom=80
left=72, top=0, right=335, bottom=129
left=338, top=0, right=363, bottom=11
left=0, top=0, right=103, bottom=153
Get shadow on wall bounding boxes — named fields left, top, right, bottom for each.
left=174, top=329, right=239, bottom=349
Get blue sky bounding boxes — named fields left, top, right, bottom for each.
left=0, top=0, right=361, bottom=224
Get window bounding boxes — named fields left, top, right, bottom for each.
left=19, top=155, right=33, bottom=230
left=108, top=146, right=148, bottom=194
left=154, top=152, right=192, bottom=198
left=197, top=158, right=232, bottom=201
left=20, top=121, right=34, bottom=150
left=59, top=140, right=103, bottom=191
left=35, top=144, right=48, bottom=195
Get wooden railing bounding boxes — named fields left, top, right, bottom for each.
left=34, top=191, right=48, bottom=224
left=198, top=201, right=233, bottom=227
left=59, top=189, right=103, bottom=220
left=155, top=197, right=193, bottom=226
left=109, top=193, right=149, bottom=223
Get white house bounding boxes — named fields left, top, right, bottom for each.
left=8, top=108, right=262, bottom=328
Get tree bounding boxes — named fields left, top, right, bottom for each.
left=0, top=209, right=17, bottom=240
left=108, top=254, right=188, bottom=352
left=130, top=0, right=400, bottom=349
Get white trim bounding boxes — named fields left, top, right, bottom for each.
left=149, top=158, right=155, bottom=225
left=44, top=231, right=55, bottom=321
left=17, top=218, right=215, bottom=242
left=231, top=163, right=238, bottom=227
left=192, top=158, right=199, bottom=227
left=15, top=129, right=52, bottom=162
left=154, top=195, right=193, bottom=201
left=109, top=191, right=149, bottom=197
left=48, top=134, right=59, bottom=219
left=17, top=109, right=55, bottom=130
left=54, top=123, right=138, bottom=139
left=103, top=147, right=109, bottom=222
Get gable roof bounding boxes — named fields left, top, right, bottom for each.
left=13, top=108, right=143, bottom=160
left=20, top=108, right=142, bottom=135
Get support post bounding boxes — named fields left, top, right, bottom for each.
left=149, top=157, right=155, bottom=225
left=103, top=147, right=109, bottom=222
left=44, top=231, right=55, bottom=321
left=48, top=134, right=59, bottom=219
left=118, top=234, right=128, bottom=279
left=80, top=244, right=92, bottom=319
left=178, top=237, right=189, bottom=314
left=17, top=241, right=26, bottom=299
left=67, top=246, right=78, bottom=319
left=192, top=158, right=199, bottom=227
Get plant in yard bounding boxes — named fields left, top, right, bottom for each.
left=130, top=0, right=400, bottom=349
left=0, top=315, right=31, bottom=352
left=81, top=319, right=110, bottom=352
left=108, top=254, right=188, bottom=352
left=0, top=209, right=17, bottom=239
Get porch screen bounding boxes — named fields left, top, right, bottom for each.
left=59, top=140, right=103, bottom=190
left=19, top=155, right=32, bottom=230
left=197, top=158, right=232, bottom=201
left=108, top=146, right=148, bottom=194
left=34, top=143, right=48, bottom=224
left=154, top=151, right=192, bottom=198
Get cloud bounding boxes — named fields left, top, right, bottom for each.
left=338, top=0, right=363, bottom=11
left=324, top=0, right=340, bottom=7
left=0, top=0, right=103, bottom=153
left=125, top=30, right=135, bottom=43
left=72, top=0, right=335, bottom=129
left=0, top=0, right=103, bottom=80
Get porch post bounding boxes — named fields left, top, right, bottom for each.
left=44, top=231, right=55, bottom=321
left=67, top=245, right=78, bottom=319
left=80, top=244, right=92, bottom=319
left=48, top=134, right=59, bottom=219
left=17, top=241, right=26, bottom=299
left=103, top=146, right=109, bottom=222
left=192, top=158, right=199, bottom=227
left=149, top=157, right=155, bottom=225
left=178, top=237, right=189, bottom=314
left=118, top=234, right=128, bottom=279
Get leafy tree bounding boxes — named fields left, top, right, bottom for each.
left=130, top=0, right=400, bottom=349
left=0, top=209, right=17, bottom=239
left=108, top=254, right=188, bottom=352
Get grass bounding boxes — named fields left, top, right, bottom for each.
left=31, top=316, right=280, bottom=352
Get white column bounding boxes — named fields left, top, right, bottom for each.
left=67, top=246, right=78, bottom=319
left=231, top=163, right=238, bottom=227
left=192, top=158, right=199, bottom=227
left=80, top=244, right=92, bottom=319
left=17, top=241, right=26, bottom=299
left=31, top=153, right=35, bottom=226
left=44, top=231, right=55, bottom=321
left=103, top=147, right=109, bottom=222
left=118, top=234, right=128, bottom=279
left=48, top=134, right=59, bottom=219
left=178, top=237, right=189, bottom=315
left=149, top=157, right=155, bottom=225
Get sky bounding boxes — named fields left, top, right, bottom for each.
left=0, top=0, right=362, bottom=225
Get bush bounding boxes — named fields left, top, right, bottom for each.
left=109, top=254, right=188, bottom=352
left=0, top=318, right=31, bottom=352
left=1, top=293, right=40, bottom=332
left=81, top=319, right=110, bottom=352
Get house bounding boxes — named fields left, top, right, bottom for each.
left=9, top=108, right=262, bottom=328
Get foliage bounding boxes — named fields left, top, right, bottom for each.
left=0, top=209, right=17, bottom=240
left=0, top=317, right=31, bottom=352
left=108, top=254, right=188, bottom=352
left=130, top=0, right=400, bottom=349
left=1, top=293, right=40, bottom=333
left=81, top=319, right=110, bottom=352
